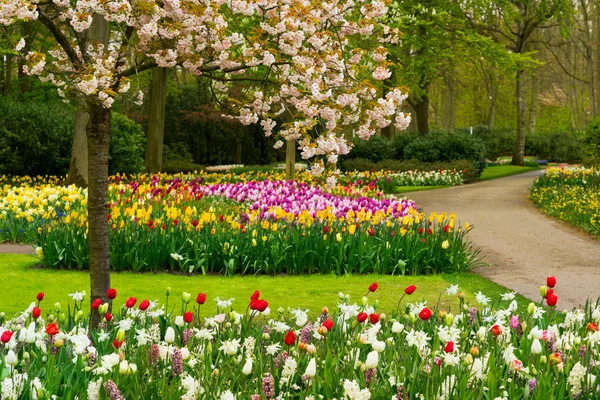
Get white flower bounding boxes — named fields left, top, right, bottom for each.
left=445, top=284, right=459, bottom=296
left=371, top=340, right=385, bottom=353
left=241, top=358, right=253, bottom=375
left=175, top=316, right=185, bottom=327
left=266, top=343, right=282, bottom=355
left=475, top=292, right=490, bottom=306
left=273, top=140, right=284, bottom=149
left=392, top=321, right=404, bottom=334
left=68, top=291, right=86, bottom=302
left=304, top=358, right=316, bottom=378
left=15, top=38, right=26, bottom=52
left=501, top=292, right=516, bottom=301
left=219, top=339, right=241, bottom=356
left=170, top=253, right=184, bottom=261
left=290, top=309, right=309, bottom=327
left=87, top=379, right=102, bottom=400
left=343, top=379, right=371, bottom=400
left=364, top=351, right=379, bottom=368
left=164, top=327, right=175, bottom=344
left=215, top=297, right=234, bottom=310
left=219, top=390, right=236, bottom=400
left=531, top=339, right=542, bottom=355
left=119, top=360, right=137, bottom=375
left=5, top=350, right=17, bottom=366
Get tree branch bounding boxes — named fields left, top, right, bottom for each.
left=37, top=9, right=81, bottom=66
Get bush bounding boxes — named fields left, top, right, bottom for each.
left=109, top=113, right=146, bottom=175
left=0, top=97, right=73, bottom=176
left=345, top=136, right=395, bottom=162
left=394, top=131, right=487, bottom=176
left=525, top=132, right=582, bottom=163
left=582, top=118, right=600, bottom=167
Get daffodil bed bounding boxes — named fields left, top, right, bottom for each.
left=0, top=276, right=595, bottom=399
left=0, top=171, right=475, bottom=275
left=530, top=167, right=600, bottom=236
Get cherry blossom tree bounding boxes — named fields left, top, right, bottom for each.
left=2, top=0, right=411, bottom=324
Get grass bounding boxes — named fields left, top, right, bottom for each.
left=480, top=165, right=540, bottom=180
left=0, top=254, right=529, bottom=318
left=395, top=185, right=450, bottom=194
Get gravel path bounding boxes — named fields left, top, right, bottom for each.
left=407, top=170, right=600, bottom=310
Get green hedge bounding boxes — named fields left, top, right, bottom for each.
left=341, top=158, right=479, bottom=182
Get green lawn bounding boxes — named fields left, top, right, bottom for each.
left=395, top=185, right=451, bottom=194
left=480, top=165, right=540, bottom=180
left=0, top=254, right=529, bottom=318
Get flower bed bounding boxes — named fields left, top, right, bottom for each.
left=530, top=167, right=600, bottom=236
left=0, top=277, right=594, bottom=399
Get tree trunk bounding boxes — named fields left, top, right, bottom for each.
left=236, top=139, right=242, bottom=164
left=285, top=139, right=296, bottom=179
left=528, top=73, right=539, bottom=134
left=67, top=15, right=108, bottom=187
left=67, top=101, right=90, bottom=187
left=4, top=55, right=12, bottom=94
left=413, top=92, right=430, bottom=134
left=145, top=67, right=168, bottom=173
left=87, top=101, right=112, bottom=327
left=595, top=2, right=600, bottom=116
left=443, top=73, right=455, bottom=133
left=512, top=69, right=526, bottom=165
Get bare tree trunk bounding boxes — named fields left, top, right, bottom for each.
left=285, top=139, right=296, bottom=179
left=443, top=73, right=455, bottom=132
left=67, top=102, right=90, bottom=187
left=4, top=55, right=12, bottom=94
left=413, top=92, right=430, bottom=134
left=67, top=16, right=108, bottom=187
left=528, top=73, right=539, bottom=134
left=595, top=1, right=600, bottom=116
left=145, top=67, right=168, bottom=173
left=87, top=101, right=112, bottom=327
left=512, top=69, right=526, bottom=165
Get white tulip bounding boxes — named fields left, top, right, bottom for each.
left=305, top=358, right=316, bottom=378
left=392, top=321, right=404, bottom=334
left=531, top=339, right=543, bottom=355
left=364, top=351, right=379, bottom=368
left=164, top=327, right=175, bottom=344
left=371, top=340, right=386, bottom=353
left=5, top=350, right=17, bottom=366
left=242, top=358, right=253, bottom=375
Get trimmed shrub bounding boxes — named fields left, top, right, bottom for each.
left=109, top=113, right=146, bottom=175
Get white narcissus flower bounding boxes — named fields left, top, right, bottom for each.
left=241, top=358, right=253, bottom=375
left=164, top=327, right=175, bottom=344
left=305, top=358, right=316, bottom=378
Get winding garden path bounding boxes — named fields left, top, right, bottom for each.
left=408, top=170, right=600, bottom=310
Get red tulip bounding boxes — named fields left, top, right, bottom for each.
left=491, top=325, right=502, bottom=336
left=107, top=288, right=117, bottom=299
left=322, top=319, right=334, bottom=331
left=444, top=341, right=454, bottom=353
left=113, top=339, right=124, bottom=349
left=125, top=297, right=137, bottom=308
left=427, top=228, right=433, bottom=235
left=1, top=330, right=13, bottom=343
left=250, top=291, right=260, bottom=301
left=418, top=307, right=432, bottom=321
left=587, top=322, right=599, bottom=332
left=36, top=292, right=44, bottom=302
left=255, top=300, right=269, bottom=312
left=442, top=224, right=450, bottom=233
left=368, top=227, right=375, bottom=236
left=546, top=293, right=558, bottom=307
left=284, top=330, right=297, bottom=346
left=418, top=227, right=424, bottom=235
left=45, top=322, right=59, bottom=336
left=139, top=300, right=150, bottom=311
left=324, top=225, right=329, bottom=233
left=91, top=299, right=103, bottom=309
left=184, top=311, right=193, bottom=324
left=192, top=219, right=199, bottom=227
left=32, top=307, right=41, bottom=319
left=368, top=282, right=378, bottom=292
left=405, top=285, right=416, bottom=295
left=369, top=313, right=380, bottom=324
left=105, top=313, right=113, bottom=322
left=196, top=293, right=206, bottom=305
left=547, top=276, right=557, bottom=289
left=357, top=312, right=368, bottom=323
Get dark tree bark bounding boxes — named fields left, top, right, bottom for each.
left=87, top=101, right=112, bottom=327
left=512, top=69, right=526, bottom=165
left=145, top=67, right=168, bottom=173
left=412, top=92, right=430, bottom=134
left=67, top=102, right=90, bottom=187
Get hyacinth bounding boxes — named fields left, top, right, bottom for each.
left=364, top=368, right=377, bottom=386
left=261, top=373, right=275, bottom=399
left=103, top=380, right=123, bottom=400
left=148, top=344, right=160, bottom=365
left=300, top=323, right=313, bottom=344
left=171, top=348, right=183, bottom=376
left=182, top=329, right=194, bottom=346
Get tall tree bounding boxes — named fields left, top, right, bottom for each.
left=4, top=0, right=411, bottom=322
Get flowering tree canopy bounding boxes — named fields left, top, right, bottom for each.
left=2, top=0, right=411, bottom=173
